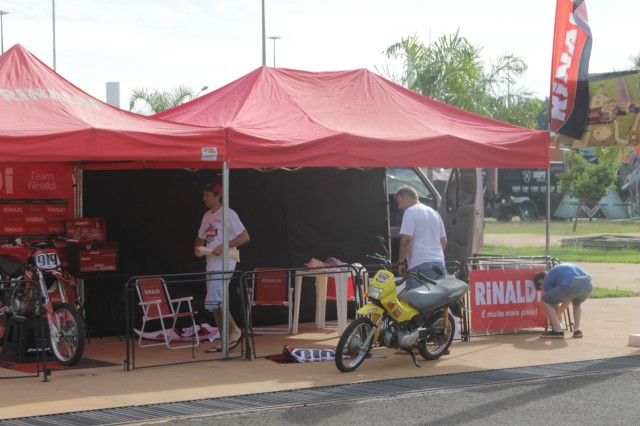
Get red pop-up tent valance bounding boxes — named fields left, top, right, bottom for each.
left=0, top=44, right=225, bottom=165
left=157, top=66, right=549, bottom=169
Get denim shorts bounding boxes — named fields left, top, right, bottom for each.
left=541, top=276, right=593, bottom=306
left=205, top=277, right=224, bottom=311
left=405, top=261, right=446, bottom=291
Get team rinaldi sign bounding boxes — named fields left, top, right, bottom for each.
left=0, top=163, right=73, bottom=236
left=469, top=268, right=547, bottom=333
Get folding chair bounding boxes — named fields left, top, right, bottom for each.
left=135, top=277, right=200, bottom=349
left=249, top=268, right=293, bottom=334
left=326, top=275, right=357, bottom=303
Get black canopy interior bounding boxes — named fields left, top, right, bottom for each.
left=81, top=168, right=388, bottom=333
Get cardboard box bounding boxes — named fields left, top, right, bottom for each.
left=65, top=218, right=106, bottom=243
left=68, top=242, right=118, bottom=275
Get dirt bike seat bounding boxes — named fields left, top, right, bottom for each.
left=399, top=277, right=468, bottom=313
left=0, top=246, right=32, bottom=276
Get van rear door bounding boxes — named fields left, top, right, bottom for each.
left=386, top=167, right=483, bottom=265
left=439, top=168, right=484, bottom=264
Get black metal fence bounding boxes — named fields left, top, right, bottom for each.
left=1, top=278, right=51, bottom=381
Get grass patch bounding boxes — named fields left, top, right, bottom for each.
left=591, top=287, right=638, bottom=298
left=484, top=220, right=640, bottom=236
left=480, top=244, right=640, bottom=264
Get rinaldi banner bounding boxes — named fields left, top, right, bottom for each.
left=550, top=0, right=592, bottom=140
left=469, top=268, right=547, bottom=333
left=0, top=163, right=73, bottom=236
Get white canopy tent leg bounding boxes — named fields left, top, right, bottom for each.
left=221, top=162, right=230, bottom=358
left=546, top=168, right=551, bottom=257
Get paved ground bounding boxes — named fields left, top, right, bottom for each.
left=1, top=233, right=638, bottom=422
left=2, top=295, right=639, bottom=421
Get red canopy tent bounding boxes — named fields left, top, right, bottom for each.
left=157, top=66, right=549, bottom=169
left=0, top=44, right=225, bottom=165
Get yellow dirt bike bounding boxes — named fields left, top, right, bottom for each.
left=335, top=237, right=469, bottom=373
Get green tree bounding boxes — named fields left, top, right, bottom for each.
left=629, top=52, right=640, bottom=70
left=535, top=97, right=550, bottom=130
left=381, top=31, right=542, bottom=128
left=129, top=85, right=205, bottom=115
left=558, top=150, right=619, bottom=232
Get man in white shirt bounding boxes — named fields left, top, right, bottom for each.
left=194, top=183, right=250, bottom=352
left=395, top=185, right=447, bottom=290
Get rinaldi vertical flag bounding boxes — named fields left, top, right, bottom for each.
left=550, top=0, right=592, bottom=140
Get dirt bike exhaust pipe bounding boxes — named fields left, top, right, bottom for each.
left=399, top=328, right=425, bottom=347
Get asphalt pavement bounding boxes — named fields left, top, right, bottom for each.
left=174, top=369, right=640, bottom=426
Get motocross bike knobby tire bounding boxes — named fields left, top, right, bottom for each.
left=50, top=302, right=86, bottom=365
left=334, top=316, right=374, bottom=372
left=417, top=310, right=455, bottom=361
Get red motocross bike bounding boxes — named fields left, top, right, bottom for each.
left=0, top=239, right=86, bottom=365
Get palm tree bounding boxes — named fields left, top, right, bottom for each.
left=129, top=85, right=203, bottom=115
left=380, top=30, right=540, bottom=128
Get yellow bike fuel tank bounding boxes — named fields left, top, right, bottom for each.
left=360, top=269, right=419, bottom=323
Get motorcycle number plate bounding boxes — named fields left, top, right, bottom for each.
left=376, top=272, right=390, bottom=282
left=34, top=249, right=61, bottom=270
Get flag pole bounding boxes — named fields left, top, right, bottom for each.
left=546, top=1, right=562, bottom=259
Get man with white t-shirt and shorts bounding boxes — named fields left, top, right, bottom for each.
left=395, top=185, right=447, bottom=290
left=194, top=183, right=250, bottom=353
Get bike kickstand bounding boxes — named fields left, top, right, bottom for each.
left=407, top=348, right=421, bottom=368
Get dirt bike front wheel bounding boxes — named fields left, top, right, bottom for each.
left=417, top=310, right=455, bottom=361
left=50, top=302, right=86, bottom=366
left=334, top=317, right=374, bottom=373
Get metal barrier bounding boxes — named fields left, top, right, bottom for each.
left=239, top=263, right=365, bottom=358
left=124, top=270, right=247, bottom=371
left=123, top=260, right=477, bottom=369
left=1, top=278, right=51, bottom=381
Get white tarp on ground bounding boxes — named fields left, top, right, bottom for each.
left=134, top=323, right=220, bottom=342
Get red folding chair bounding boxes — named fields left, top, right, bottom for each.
left=135, top=277, right=199, bottom=349
left=249, top=268, right=293, bottom=334
left=326, top=275, right=357, bottom=302
left=325, top=275, right=360, bottom=324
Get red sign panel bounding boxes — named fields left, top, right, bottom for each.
left=469, top=268, right=547, bottom=333
left=0, top=164, right=73, bottom=237
left=65, top=218, right=106, bottom=243
left=0, top=164, right=73, bottom=199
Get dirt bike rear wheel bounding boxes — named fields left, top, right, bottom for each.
left=50, top=302, right=86, bottom=366
left=334, top=317, right=374, bottom=372
left=417, top=310, right=455, bottom=361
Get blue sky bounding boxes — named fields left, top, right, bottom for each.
left=1, top=0, right=637, bottom=107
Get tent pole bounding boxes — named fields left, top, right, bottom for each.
left=222, top=162, right=230, bottom=358
left=74, top=165, right=86, bottom=308
left=74, top=165, right=83, bottom=219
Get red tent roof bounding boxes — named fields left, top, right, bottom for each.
left=157, top=66, right=549, bottom=169
left=0, top=45, right=225, bottom=165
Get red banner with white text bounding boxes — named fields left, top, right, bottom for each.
left=0, top=163, right=74, bottom=237
left=549, top=0, right=592, bottom=140
left=469, top=268, right=547, bottom=333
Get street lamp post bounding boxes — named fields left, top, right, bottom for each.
left=52, top=0, right=56, bottom=70
left=0, top=10, right=8, bottom=55
left=261, top=0, right=266, bottom=66
left=195, top=85, right=209, bottom=98
left=267, top=36, right=281, bottom=67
